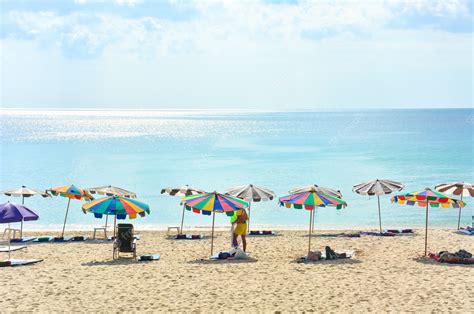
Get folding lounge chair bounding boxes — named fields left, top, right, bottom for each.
left=113, top=224, right=137, bottom=259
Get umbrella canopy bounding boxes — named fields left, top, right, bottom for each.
left=182, top=192, right=248, bottom=255
left=82, top=196, right=150, bottom=219
left=48, top=184, right=93, bottom=237
left=435, top=181, right=473, bottom=229
left=0, top=202, right=39, bottom=224
left=2, top=186, right=50, bottom=200
left=289, top=184, right=342, bottom=198
left=161, top=185, right=206, bottom=234
left=48, top=184, right=93, bottom=200
left=391, top=188, right=466, bottom=256
left=352, top=179, right=404, bottom=232
left=279, top=190, right=347, bottom=256
left=225, top=184, right=275, bottom=202
left=1, top=186, right=49, bottom=236
left=225, top=184, right=275, bottom=233
left=0, top=202, right=39, bottom=260
left=87, top=185, right=137, bottom=198
left=435, top=181, right=474, bottom=197
left=161, top=185, right=205, bottom=197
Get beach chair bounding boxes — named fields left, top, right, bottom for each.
left=113, top=224, right=137, bottom=259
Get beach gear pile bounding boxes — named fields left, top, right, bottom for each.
left=429, top=249, right=474, bottom=265
left=297, top=246, right=353, bottom=263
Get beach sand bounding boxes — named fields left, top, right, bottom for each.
left=1, top=229, right=473, bottom=312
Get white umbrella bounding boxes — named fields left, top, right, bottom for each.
left=1, top=186, right=49, bottom=237
left=352, top=179, right=404, bottom=233
left=161, top=185, right=206, bottom=234
left=224, top=184, right=275, bottom=232
left=435, top=181, right=473, bottom=229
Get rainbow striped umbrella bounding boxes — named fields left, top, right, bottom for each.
left=48, top=184, right=94, bottom=237
left=391, top=188, right=466, bottom=256
left=82, top=196, right=150, bottom=219
left=279, top=189, right=347, bottom=256
left=182, top=192, right=248, bottom=255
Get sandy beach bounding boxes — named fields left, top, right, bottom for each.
left=1, top=229, right=473, bottom=312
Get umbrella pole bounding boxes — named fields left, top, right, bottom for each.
left=20, top=196, right=25, bottom=237
left=308, top=209, right=313, bottom=256
left=61, top=198, right=71, bottom=238
left=377, top=195, right=382, bottom=233
left=311, top=209, right=316, bottom=233
left=210, top=210, right=216, bottom=256
left=180, top=204, right=186, bottom=234
left=104, top=215, right=108, bottom=237
left=457, top=194, right=463, bottom=230
left=424, top=202, right=429, bottom=256
left=114, top=215, right=117, bottom=238
left=8, top=223, right=11, bottom=261
left=247, top=200, right=251, bottom=233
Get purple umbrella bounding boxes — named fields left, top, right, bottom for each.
left=0, top=202, right=39, bottom=260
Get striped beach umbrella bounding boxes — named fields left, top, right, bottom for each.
left=288, top=184, right=342, bottom=234
left=1, top=186, right=50, bottom=237
left=182, top=192, right=248, bottom=255
left=352, top=179, right=404, bottom=233
left=279, top=189, right=347, bottom=256
left=87, top=185, right=137, bottom=198
left=83, top=196, right=149, bottom=257
left=82, top=196, right=150, bottom=219
left=435, top=181, right=473, bottom=229
left=47, top=184, right=94, bottom=237
left=161, top=185, right=205, bottom=234
left=86, top=185, right=137, bottom=233
left=391, top=188, right=466, bottom=256
left=225, top=184, right=275, bottom=232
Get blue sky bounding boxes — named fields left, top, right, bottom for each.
left=0, top=0, right=472, bottom=109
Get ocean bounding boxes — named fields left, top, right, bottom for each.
left=0, top=108, right=472, bottom=231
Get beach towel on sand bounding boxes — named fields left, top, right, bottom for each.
left=10, top=237, right=36, bottom=243
left=0, top=245, right=27, bottom=252
left=0, top=259, right=43, bottom=267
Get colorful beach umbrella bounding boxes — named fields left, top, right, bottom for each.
left=1, top=186, right=49, bottom=236
left=435, top=181, right=473, bottom=229
left=279, top=189, right=347, bottom=256
left=82, top=196, right=150, bottom=218
left=289, top=184, right=343, bottom=233
left=82, top=196, right=150, bottom=257
left=225, top=184, right=275, bottom=232
left=352, top=179, right=404, bottom=233
left=181, top=192, right=248, bottom=255
left=391, top=188, right=466, bottom=256
left=86, top=185, right=137, bottom=233
left=0, top=202, right=39, bottom=260
left=47, top=184, right=93, bottom=237
left=161, top=185, right=206, bottom=234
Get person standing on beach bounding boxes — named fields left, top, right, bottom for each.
left=232, top=208, right=249, bottom=252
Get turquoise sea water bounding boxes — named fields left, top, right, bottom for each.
left=0, top=108, right=473, bottom=231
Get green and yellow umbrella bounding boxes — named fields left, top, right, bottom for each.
left=391, top=188, right=466, bottom=256
left=48, top=184, right=93, bottom=237
left=182, top=192, right=248, bottom=256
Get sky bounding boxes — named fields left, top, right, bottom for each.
left=0, top=0, right=472, bottom=110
